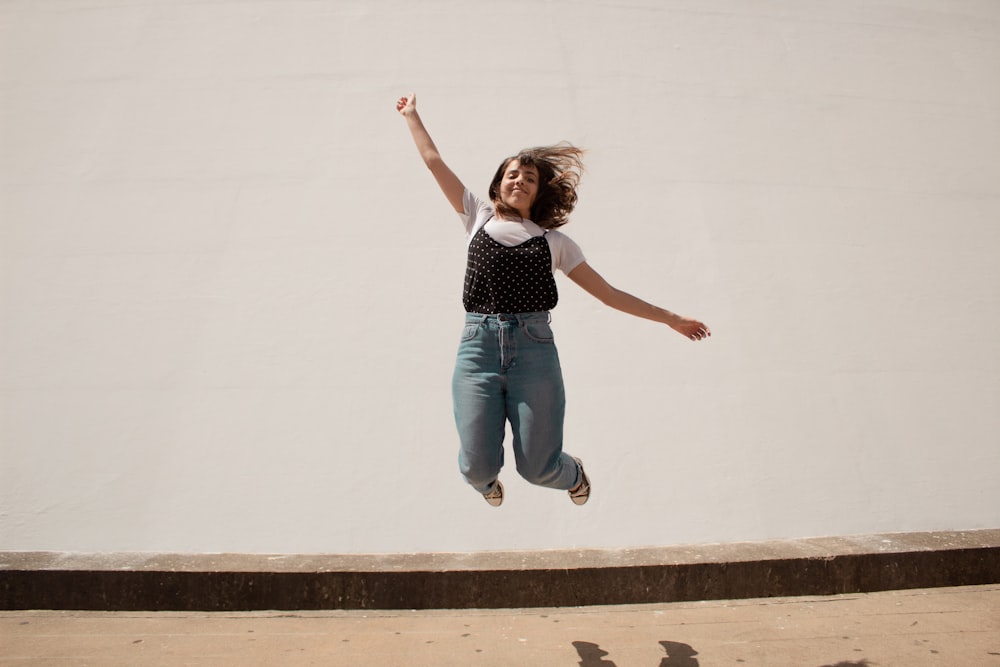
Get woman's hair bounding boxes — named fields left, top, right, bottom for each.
left=488, top=142, right=585, bottom=229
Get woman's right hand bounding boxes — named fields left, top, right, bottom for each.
left=396, top=93, right=416, bottom=116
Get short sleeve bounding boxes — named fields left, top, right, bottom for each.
left=460, top=189, right=495, bottom=238
left=548, top=231, right=586, bottom=275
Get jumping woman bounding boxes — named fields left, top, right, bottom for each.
left=397, top=93, right=710, bottom=507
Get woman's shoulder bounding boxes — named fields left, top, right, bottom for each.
left=463, top=189, right=494, bottom=213
left=543, top=227, right=575, bottom=242
left=545, top=228, right=584, bottom=255
left=461, top=190, right=496, bottom=235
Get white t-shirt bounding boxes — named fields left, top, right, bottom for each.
left=460, top=189, right=586, bottom=275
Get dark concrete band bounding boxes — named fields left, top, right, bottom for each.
left=2, top=530, right=998, bottom=611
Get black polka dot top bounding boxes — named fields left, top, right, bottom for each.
left=463, top=225, right=559, bottom=314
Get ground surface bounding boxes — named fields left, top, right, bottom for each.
left=2, top=585, right=999, bottom=666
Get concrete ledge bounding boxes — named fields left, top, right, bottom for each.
left=2, top=530, right=998, bottom=611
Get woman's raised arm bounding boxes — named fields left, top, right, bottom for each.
left=396, top=93, right=465, bottom=214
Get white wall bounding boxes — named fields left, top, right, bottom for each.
left=2, top=0, right=998, bottom=555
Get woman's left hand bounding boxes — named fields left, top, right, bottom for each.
left=671, top=318, right=711, bottom=341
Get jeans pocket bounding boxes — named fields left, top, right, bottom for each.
left=522, top=320, right=554, bottom=343
left=461, top=322, right=480, bottom=342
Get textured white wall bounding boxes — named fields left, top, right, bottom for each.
left=2, top=0, right=998, bottom=555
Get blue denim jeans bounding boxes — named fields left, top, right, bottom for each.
left=452, top=312, right=581, bottom=494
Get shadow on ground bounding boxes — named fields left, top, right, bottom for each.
left=572, top=640, right=701, bottom=666
left=572, top=640, right=872, bottom=667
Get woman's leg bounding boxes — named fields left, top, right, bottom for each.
left=452, top=317, right=506, bottom=494
left=506, top=316, right=580, bottom=490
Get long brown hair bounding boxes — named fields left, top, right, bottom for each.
left=488, top=143, right=585, bottom=229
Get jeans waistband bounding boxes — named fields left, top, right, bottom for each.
left=464, top=311, right=552, bottom=324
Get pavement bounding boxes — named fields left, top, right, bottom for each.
left=2, top=584, right=998, bottom=666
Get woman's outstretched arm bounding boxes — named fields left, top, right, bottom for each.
left=396, top=93, right=465, bottom=214
left=568, top=261, right=711, bottom=341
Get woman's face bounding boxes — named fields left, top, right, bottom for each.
left=498, top=159, right=539, bottom=219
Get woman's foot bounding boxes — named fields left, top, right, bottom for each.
left=483, top=480, right=504, bottom=507
left=568, top=458, right=590, bottom=505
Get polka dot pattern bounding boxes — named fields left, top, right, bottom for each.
left=463, top=226, right=559, bottom=314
